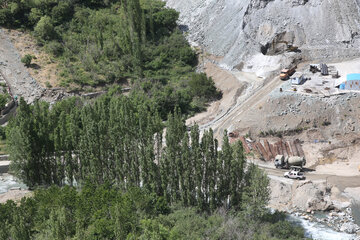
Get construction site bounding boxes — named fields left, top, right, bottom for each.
left=165, top=0, right=360, bottom=236
left=1, top=0, right=360, bottom=237
left=278, top=62, right=360, bottom=97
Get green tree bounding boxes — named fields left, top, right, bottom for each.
left=7, top=98, right=39, bottom=187
left=230, top=140, right=246, bottom=209
left=242, top=163, right=270, bottom=219
left=34, top=15, right=56, bottom=41
left=217, top=131, right=232, bottom=207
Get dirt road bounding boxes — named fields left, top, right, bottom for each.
left=261, top=164, right=360, bottom=192
left=198, top=68, right=282, bottom=140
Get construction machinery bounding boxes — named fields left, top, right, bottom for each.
left=274, top=155, right=306, bottom=169
left=310, top=64, right=320, bottom=73
left=280, top=66, right=296, bottom=80
left=272, top=40, right=299, bottom=53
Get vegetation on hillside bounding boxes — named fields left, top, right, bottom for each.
left=0, top=184, right=305, bottom=240
left=0, top=0, right=305, bottom=238
left=0, top=0, right=221, bottom=116
left=2, top=95, right=307, bottom=239
left=7, top=95, right=264, bottom=212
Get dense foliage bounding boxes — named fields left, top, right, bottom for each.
left=7, top=94, right=267, bottom=213
left=1, top=1, right=306, bottom=238
left=0, top=184, right=305, bottom=240
left=0, top=0, right=221, bottom=116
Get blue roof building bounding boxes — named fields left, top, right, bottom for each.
left=347, top=74, right=360, bottom=81
left=343, top=74, right=360, bottom=90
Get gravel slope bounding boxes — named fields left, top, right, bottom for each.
left=166, top=0, right=360, bottom=73
left=0, top=28, right=44, bottom=103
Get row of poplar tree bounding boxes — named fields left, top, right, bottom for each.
left=7, top=94, right=269, bottom=212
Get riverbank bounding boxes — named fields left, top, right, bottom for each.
left=268, top=173, right=360, bottom=239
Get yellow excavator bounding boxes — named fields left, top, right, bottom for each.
left=272, top=40, right=299, bottom=53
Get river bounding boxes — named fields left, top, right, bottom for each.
left=288, top=215, right=357, bottom=240
left=0, top=173, right=27, bottom=194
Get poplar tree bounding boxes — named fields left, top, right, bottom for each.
left=230, top=140, right=246, bottom=209
left=190, top=124, right=204, bottom=210
left=242, top=163, right=270, bottom=219
left=208, top=129, right=218, bottom=211
left=180, top=132, right=190, bottom=205
left=164, top=108, right=185, bottom=203
left=218, top=131, right=232, bottom=207
left=7, top=98, right=38, bottom=187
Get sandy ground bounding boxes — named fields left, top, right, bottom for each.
left=331, top=57, right=360, bottom=86
left=316, top=162, right=360, bottom=177
left=0, top=189, right=32, bottom=204
left=187, top=54, right=270, bottom=140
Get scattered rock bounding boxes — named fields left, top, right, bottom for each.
left=340, top=222, right=359, bottom=234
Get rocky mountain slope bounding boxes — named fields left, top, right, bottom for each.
left=166, top=0, right=360, bottom=76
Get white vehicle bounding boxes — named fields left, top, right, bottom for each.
left=284, top=170, right=305, bottom=180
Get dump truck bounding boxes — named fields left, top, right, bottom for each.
left=274, top=155, right=306, bottom=169
left=280, top=66, right=296, bottom=80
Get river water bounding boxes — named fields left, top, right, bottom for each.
left=288, top=215, right=357, bottom=240
left=0, top=173, right=27, bottom=194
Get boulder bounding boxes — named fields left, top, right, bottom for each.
left=340, top=222, right=359, bottom=234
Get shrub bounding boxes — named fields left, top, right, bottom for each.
left=322, top=120, right=331, bottom=126
left=0, top=93, right=8, bottom=110
left=188, top=73, right=222, bottom=100
left=0, top=8, right=11, bottom=26
left=45, top=41, right=63, bottom=57
left=21, top=54, right=33, bottom=67
left=45, top=81, right=52, bottom=88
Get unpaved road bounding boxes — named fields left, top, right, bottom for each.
left=261, top=164, right=360, bottom=192
left=198, top=68, right=282, bottom=140
left=210, top=75, right=282, bottom=136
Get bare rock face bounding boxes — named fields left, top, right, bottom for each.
left=269, top=178, right=336, bottom=212
left=293, top=180, right=334, bottom=211
left=166, top=0, right=360, bottom=74
left=249, top=0, right=274, bottom=9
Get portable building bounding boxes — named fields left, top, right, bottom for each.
left=339, top=74, right=360, bottom=90
left=291, top=74, right=306, bottom=85
left=345, top=80, right=360, bottom=90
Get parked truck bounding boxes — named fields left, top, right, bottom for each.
left=274, top=155, right=306, bottom=169
left=280, top=66, right=296, bottom=80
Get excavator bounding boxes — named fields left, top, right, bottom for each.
left=272, top=40, right=299, bottom=53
